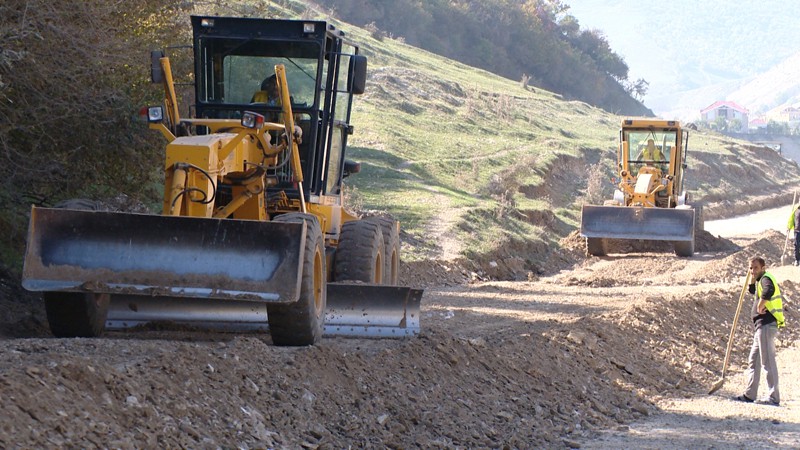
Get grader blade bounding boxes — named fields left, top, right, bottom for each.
left=580, top=205, right=695, bottom=242
left=22, top=207, right=306, bottom=302
left=104, top=283, right=422, bottom=338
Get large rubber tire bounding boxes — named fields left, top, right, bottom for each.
left=586, top=238, right=607, bottom=257
left=53, top=198, right=102, bottom=210
left=364, top=215, right=400, bottom=285
left=45, top=198, right=110, bottom=337
left=674, top=240, right=695, bottom=257
left=44, top=292, right=110, bottom=337
left=268, top=213, right=326, bottom=346
left=334, top=220, right=385, bottom=283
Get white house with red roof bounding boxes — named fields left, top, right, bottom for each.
left=749, top=116, right=768, bottom=131
left=700, top=100, right=749, bottom=132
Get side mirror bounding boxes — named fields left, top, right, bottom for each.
left=348, top=55, right=367, bottom=95
left=343, top=160, right=361, bottom=178
left=150, top=50, right=165, bottom=83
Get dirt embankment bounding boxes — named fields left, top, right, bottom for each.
left=2, top=223, right=799, bottom=448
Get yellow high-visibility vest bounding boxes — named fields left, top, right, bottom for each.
left=787, top=206, right=798, bottom=231
left=757, top=272, right=785, bottom=329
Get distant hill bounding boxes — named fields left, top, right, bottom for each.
left=566, top=0, right=800, bottom=121
left=312, top=0, right=651, bottom=116
left=652, top=50, right=800, bottom=122
left=728, top=51, right=800, bottom=118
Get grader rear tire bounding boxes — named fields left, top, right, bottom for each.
left=44, top=292, right=110, bottom=337
left=334, top=220, right=385, bottom=284
left=53, top=199, right=102, bottom=210
left=364, top=216, right=400, bottom=285
left=268, top=213, right=326, bottom=346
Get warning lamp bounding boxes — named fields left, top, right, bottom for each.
left=241, top=111, right=265, bottom=129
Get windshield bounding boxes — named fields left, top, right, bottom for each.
left=625, top=129, right=676, bottom=171
left=198, top=38, right=320, bottom=108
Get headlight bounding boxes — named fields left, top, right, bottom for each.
left=241, top=111, right=265, bottom=129
left=146, top=106, right=163, bottom=123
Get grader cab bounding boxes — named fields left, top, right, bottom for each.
left=580, top=119, right=697, bottom=257
left=22, top=16, right=421, bottom=345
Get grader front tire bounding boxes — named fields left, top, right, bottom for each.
left=334, top=220, right=385, bottom=284
left=44, top=198, right=110, bottom=337
left=586, top=238, right=607, bottom=257
left=44, top=292, right=110, bottom=338
left=268, top=213, right=326, bottom=346
left=674, top=240, right=695, bottom=258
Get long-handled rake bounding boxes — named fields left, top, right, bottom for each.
left=781, top=191, right=798, bottom=266
left=708, top=270, right=751, bottom=395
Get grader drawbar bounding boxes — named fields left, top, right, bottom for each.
left=22, top=16, right=423, bottom=345
left=23, top=207, right=421, bottom=338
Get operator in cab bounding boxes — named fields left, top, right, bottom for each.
left=636, top=139, right=665, bottom=162
left=251, top=74, right=280, bottom=106
left=251, top=73, right=303, bottom=145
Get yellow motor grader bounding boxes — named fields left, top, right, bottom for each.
left=580, top=118, right=698, bottom=257
left=22, top=16, right=421, bottom=345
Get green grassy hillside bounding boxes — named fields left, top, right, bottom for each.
left=312, top=0, right=652, bottom=117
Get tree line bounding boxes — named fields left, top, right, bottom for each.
left=312, top=0, right=652, bottom=115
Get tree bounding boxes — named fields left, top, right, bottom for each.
left=765, top=120, right=790, bottom=135
left=713, top=116, right=729, bottom=132
left=0, top=0, right=189, bottom=268
left=624, top=78, right=649, bottom=102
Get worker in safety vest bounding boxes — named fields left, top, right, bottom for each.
left=786, top=204, right=800, bottom=266
left=732, top=257, right=785, bottom=406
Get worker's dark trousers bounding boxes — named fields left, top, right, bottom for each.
left=744, top=324, right=780, bottom=404
left=794, top=231, right=800, bottom=263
